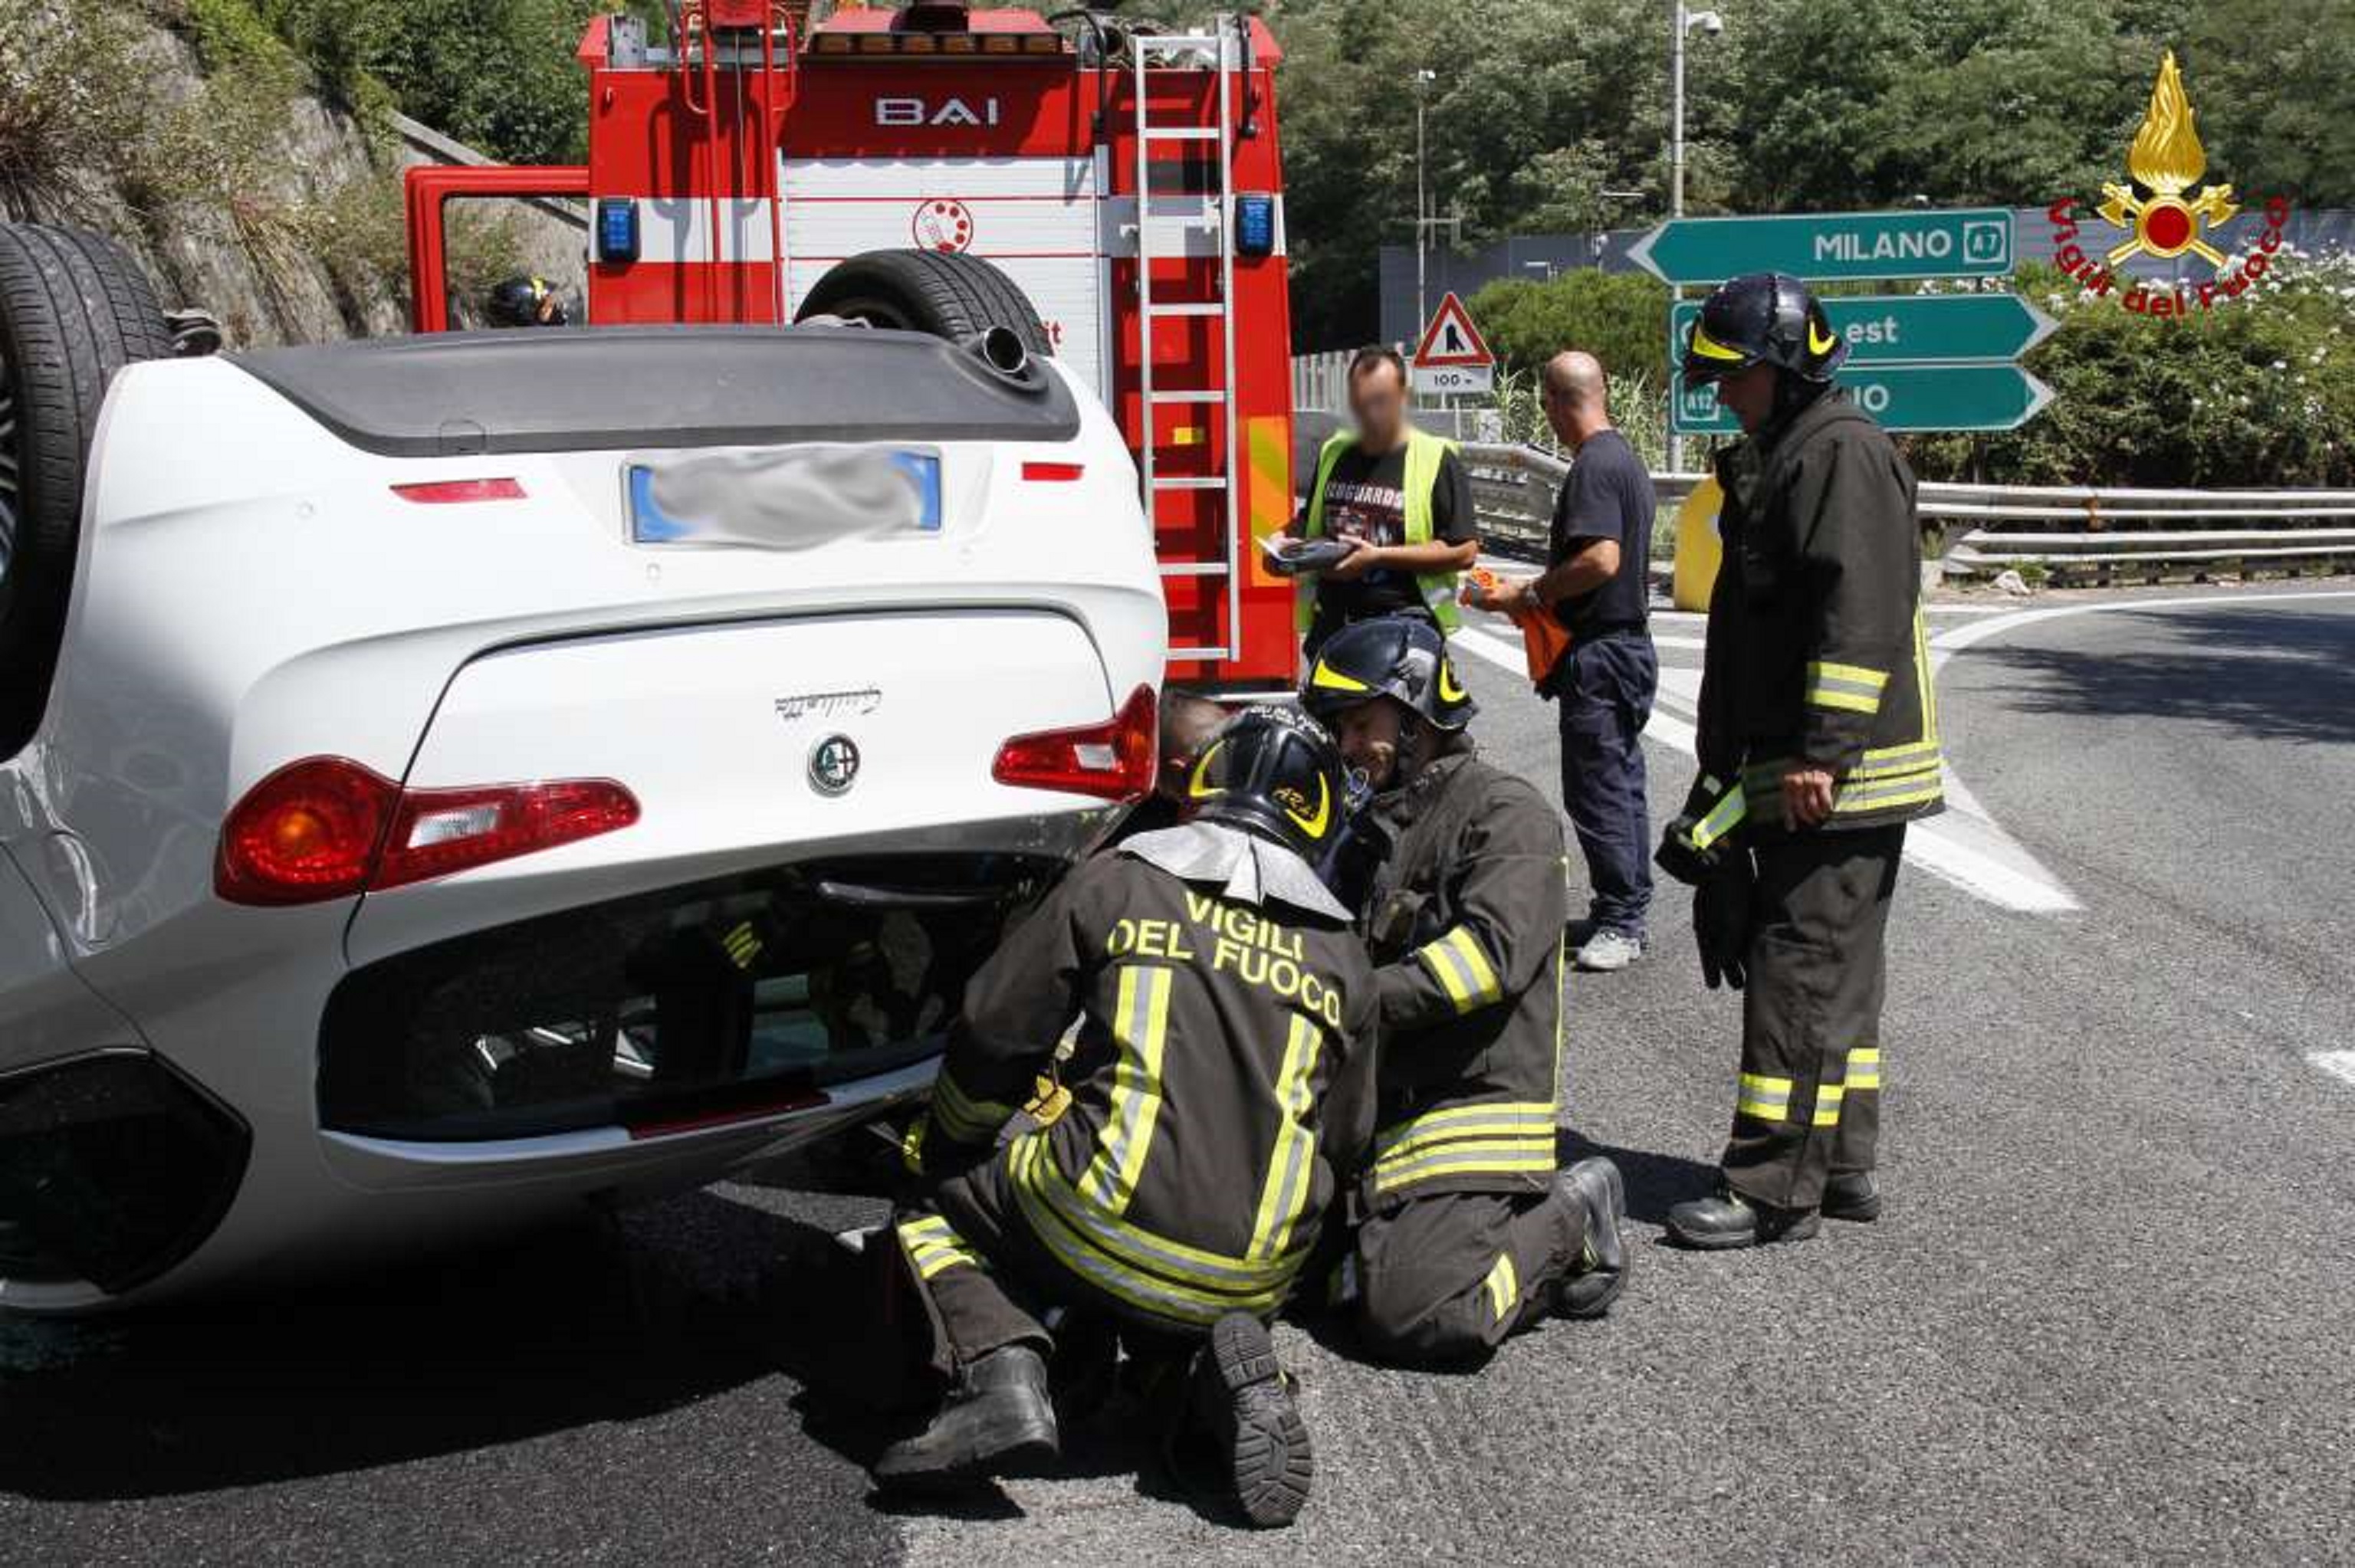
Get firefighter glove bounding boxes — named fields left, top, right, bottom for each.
left=1691, top=856, right=1754, bottom=992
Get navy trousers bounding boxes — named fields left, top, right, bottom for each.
left=1554, top=632, right=1657, bottom=937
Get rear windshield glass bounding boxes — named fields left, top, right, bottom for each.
left=319, top=852, right=1067, bottom=1142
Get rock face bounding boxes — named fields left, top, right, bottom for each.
left=3, top=6, right=583, bottom=349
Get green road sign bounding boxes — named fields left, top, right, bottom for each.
left=1631, top=208, right=2015, bottom=285
left=1672, top=364, right=2054, bottom=435
left=1669, top=294, right=2055, bottom=369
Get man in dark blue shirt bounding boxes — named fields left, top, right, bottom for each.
left=1476, top=352, right=1659, bottom=969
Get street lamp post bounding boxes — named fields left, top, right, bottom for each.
left=1414, top=68, right=1437, bottom=334
left=1667, top=4, right=1722, bottom=471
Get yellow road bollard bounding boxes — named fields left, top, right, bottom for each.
left=1670, top=474, right=1725, bottom=613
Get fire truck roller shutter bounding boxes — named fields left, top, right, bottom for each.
left=794, top=250, right=1051, bottom=362
left=0, top=224, right=175, bottom=756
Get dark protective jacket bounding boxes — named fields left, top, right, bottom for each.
left=927, top=845, right=1378, bottom=1327
left=1691, top=388, right=1944, bottom=846
left=1355, top=750, right=1568, bottom=1209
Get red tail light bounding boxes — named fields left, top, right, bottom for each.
left=217, top=758, right=639, bottom=906
left=391, top=477, right=526, bottom=504
left=991, top=685, right=1157, bottom=802
left=1020, top=461, right=1085, bottom=483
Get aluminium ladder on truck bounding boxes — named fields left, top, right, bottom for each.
left=1132, top=21, right=1243, bottom=666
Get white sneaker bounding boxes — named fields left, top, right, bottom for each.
left=1575, top=930, right=1644, bottom=972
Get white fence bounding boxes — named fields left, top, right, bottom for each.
left=1453, top=442, right=2355, bottom=583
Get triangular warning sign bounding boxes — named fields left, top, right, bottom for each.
left=1411, top=292, right=1494, bottom=369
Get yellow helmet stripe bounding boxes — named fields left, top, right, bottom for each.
left=1187, top=740, right=1227, bottom=799
left=1687, top=322, right=1746, bottom=362
left=1309, top=659, right=1371, bottom=694
left=1284, top=773, right=1332, bottom=840
left=1808, top=320, right=1839, bottom=356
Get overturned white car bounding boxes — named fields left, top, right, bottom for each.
left=0, top=225, right=1164, bottom=1313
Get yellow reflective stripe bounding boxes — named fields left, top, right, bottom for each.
left=1373, top=1140, right=1557, bottom=1196
left=1078, top=964, right=1174, bottom=1214
left=1736, top=1071, right=1792, bottom=1122
left=1017, top=1136, right=1295, bottom=1291
left=1805, top=661, right=1889, bottom=713
left=1808, top=659, right=1890, bottom=691
left=1848, top=1047, right=1882, bottom=1091
left=1690, top=779, right=1748, bottom=850
left=1373, top=1099, right=1558, bottom=1162
left=1007, top=1138, right=1296, bottom=1325
left=1812, top=1083, right=1846, bottom=1127
left=1831, top=773, right=1943, bottom=814
left=1913, top=605, right=1941, bottom=748
left=1247, top=1012, right=1325, bottom=1261
left=1483, top=1251, right=1519, bottom=1323
left=1416, top=925, right=1503, bottom=1013
left=897, top=1215, right=982, bottom=1281
left=931, top=1068, right=1017, bottom=1144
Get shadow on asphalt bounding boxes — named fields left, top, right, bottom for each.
left=1971, top=605, right=2355, bottom=746
left=0, top=1187, right=879, bottom=1504
left=1559, top=1130, right=1719, bottom=1227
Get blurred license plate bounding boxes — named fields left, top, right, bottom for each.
left=628, top=447, right=941, bottom=547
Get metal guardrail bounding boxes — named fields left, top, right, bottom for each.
left=1454, top=441, right=2355, bottom=584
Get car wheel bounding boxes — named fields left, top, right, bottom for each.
left=793, top=249, right=1051, bottom=359
left=0, top=223, right=173, bottom=756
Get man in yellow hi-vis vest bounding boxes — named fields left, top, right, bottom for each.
left=1270, top=346, right=1477, bottom=656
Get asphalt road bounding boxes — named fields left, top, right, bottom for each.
left=6, top=586, right=2354, bottom=1565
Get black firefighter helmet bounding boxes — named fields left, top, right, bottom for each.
left=487, top=274, right=567, bottom=328
left=1186, top=705, right=1347, bottom=862
left=1680, top=271, right=1846, bottom=389
left=1299, top=615, right=1476, bottom=733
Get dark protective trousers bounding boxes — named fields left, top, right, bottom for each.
left=1721, top=825, right=1903, bottom=1211
left=895, top=1152, right=1203, bottom=1379
left=1555, top=633, right=1658, bottom=938
left=1354, top=1187, right=1584, bottom=1366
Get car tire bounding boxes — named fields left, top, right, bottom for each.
left=0, top=224, right=173, bottom=756
left=794, top=249, right=1052, bottom=359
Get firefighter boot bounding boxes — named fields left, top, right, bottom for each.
left=1823, top=1172, right=1882, bottom=1222
left=1188, top=1313, right=1313, bottom=1528
left=872, top=1343, right=1059, bottom=1487
left=1552, top=1156, right=1631, bottom=1320
left=1665, top=1186, right=1821, bottom=1250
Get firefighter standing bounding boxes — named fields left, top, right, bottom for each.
left=1274, top=346, right=1478, bottom=656
left=878, top=707, right=1378, bottom=1528
left=1657, top=272, right=1943, bottom=1249
left=1301, top=618, right=1629, bottom=1365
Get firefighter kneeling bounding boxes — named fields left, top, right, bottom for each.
left=877, top=707, right=1378, bottom=1528
left=1302, top=618, right=1631, bottom=1366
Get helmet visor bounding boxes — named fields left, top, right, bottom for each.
left=1680, top=317, right=1755, bottom=389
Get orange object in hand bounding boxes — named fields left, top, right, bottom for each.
left=1463, top=567, right=1574, bottom=686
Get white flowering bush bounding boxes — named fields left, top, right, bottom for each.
left=1909, top=252, right=2355, bottom=488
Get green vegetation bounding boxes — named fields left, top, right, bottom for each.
left=1268, top=0, right=2355, bottom=347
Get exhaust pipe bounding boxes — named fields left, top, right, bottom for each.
left=966, top=326, right=1033, bottom=382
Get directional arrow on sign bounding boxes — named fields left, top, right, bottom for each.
left=1631, top=207, right=2015, bottom=285
left=1669, top=294, right=2057, bottom=369
left=1672, top=364, right=2055, bottom=435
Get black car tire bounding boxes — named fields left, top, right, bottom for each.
left=0, top=224, right=173, bottom=756
left=794, top=249, right=1051, bottom=359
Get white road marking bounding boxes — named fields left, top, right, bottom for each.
left=2308, top=1051, right=2355, bottom=1090
left=1450, top=625, right=2081, bottom=914
left=1930, top=588, right=2355, bottom=664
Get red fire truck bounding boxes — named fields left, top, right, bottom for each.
left=405, top=0, right=1299, bottom=692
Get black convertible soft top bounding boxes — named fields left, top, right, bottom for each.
left=231, top=324, right=1080, bottom=458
